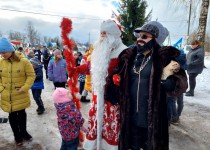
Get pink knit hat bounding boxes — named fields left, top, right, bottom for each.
left=53, top=88, right=71, bottom=103
left=54, top=49, right=61, bottom=57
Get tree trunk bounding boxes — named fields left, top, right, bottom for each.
left=197, top=0, right=209, bottom=46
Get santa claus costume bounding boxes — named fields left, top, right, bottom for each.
left=79, top=20, right=127, bottom=150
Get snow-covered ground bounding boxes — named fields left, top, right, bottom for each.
left=169, top=56, right=210, bottom=150
left=0, top=57, right=210, bottom=150
left=184, top=56, right=210, bottom=107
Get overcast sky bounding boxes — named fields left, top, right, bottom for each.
left=0, top=0, right=208, bottom=44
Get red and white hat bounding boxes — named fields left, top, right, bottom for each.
left=100, top=19, right=121, bottom=38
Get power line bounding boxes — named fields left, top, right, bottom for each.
left=0, top=7, right=105, bottom=20
left=0, top=7, right=189, bottom=23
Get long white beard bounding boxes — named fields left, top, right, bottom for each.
left=91, top=35, right=115, bottom=95
left=90, top=35, right=124, bottom=150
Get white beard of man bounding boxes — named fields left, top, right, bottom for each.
left=91, top=34, right=115, bottom=95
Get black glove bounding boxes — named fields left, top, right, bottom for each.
left=0, top=117, right=8, bottom=123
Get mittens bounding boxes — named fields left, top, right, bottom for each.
left=161, top=60, right=180, bottom=80
left=68, top=67, right=77, bottom=77
left=113, top=74, right=121, bottom=86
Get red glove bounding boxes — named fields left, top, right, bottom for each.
left=113, top=74, right=121, bottom=86
left=76, top=63, right=89, bottom=74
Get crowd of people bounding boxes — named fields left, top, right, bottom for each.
left=0, top=18, right=205, bottom=150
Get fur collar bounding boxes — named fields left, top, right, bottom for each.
left=110, top=43, right=127, bottom=59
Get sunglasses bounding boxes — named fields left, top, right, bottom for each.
left=137, top=33, right=153, bottom=39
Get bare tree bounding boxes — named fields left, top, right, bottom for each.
left=197, top=0, right=209, bottom=44
left=205, top=32, right=210, bottom=52
left=43, top=36, right=49, bottom=43
left=35, top=34, right=41, bottom=46
left=26, top=21, right=40, bottom=46
left=50, top=36, right=60, bottom=43
left=43, top=36, right=61, bottom=48
left=8, top=31, right=24, bottom=41
left=173, top=0, right=209, bottom=46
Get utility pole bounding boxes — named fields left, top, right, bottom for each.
left=187, top=0, right=192, bottom=44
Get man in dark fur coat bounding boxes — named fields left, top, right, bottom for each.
left=104, top=21, right=188, bottom=150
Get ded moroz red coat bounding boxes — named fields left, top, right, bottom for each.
left=77, top=43, right=127, bottom=150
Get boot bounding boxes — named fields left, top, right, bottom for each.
left=9, top=112, right=23, bottom=145
left=0, top=117, right=8, bottom=123
left=80, top=96, right=90, bottom=102
left=36, top=97, right=45, bottom=115
left=18, top=110, right=33, bottom=141
left=22, top=132, right=33, bottom=142
left=170, top=116, right=180, bottom=125
left=37, top=107, right=45, bottom=115
left=185, top=90, right=194, bottom=96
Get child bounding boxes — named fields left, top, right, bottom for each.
left=48, top=49, right=67, bottom=89
left=30, top=57, right=45, bottom=115
left=53, top=88, right=84, bottom=150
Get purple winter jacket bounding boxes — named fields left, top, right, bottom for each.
left=48, top=58, right=67, bottom=83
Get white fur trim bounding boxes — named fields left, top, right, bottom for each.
left=110, top=42, right=127, bottom=59
left=83, top=139, right=97, bottom=150
left=96, top=92, right=104, bottom=149
left=101, top=139, right=118, bottom=150
left=83, top=137, right=118, bottom=150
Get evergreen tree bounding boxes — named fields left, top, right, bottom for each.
left=118, top=0, right=151, bottom=46
left=74, top=43, right=78, bottom=51
left=56, top=38, right=61, bottom=48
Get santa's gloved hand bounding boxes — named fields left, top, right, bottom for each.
left=68, top=67, right=77, bottom=77
left=161, top=60, right=180, bottom=80
left=113, top=74, right=121, bottom=86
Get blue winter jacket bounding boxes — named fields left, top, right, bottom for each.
left=31, top=65, right=44, bottom=89
left=176, top=53, right=187, bottom=70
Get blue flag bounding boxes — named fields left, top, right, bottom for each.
left=173, top=38, right=183, bottom=50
